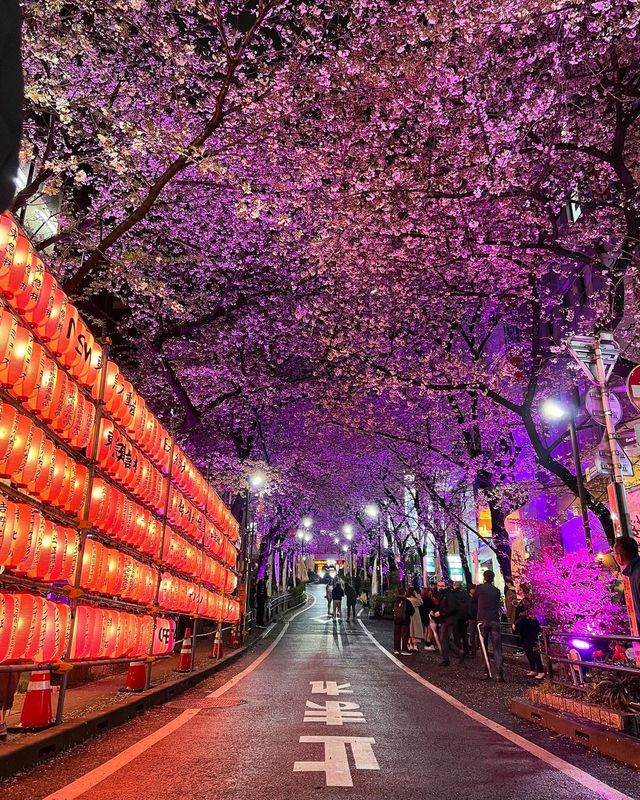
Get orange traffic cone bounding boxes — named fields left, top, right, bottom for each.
left=124, top=661, right=147, bottom=692
left=210, top=628, right=223, bottom=660
left=18, top=670, right=52, bottom=731
left=229, top=623, right=241, bottom=649
left=176, top=627, right=192, bottom=672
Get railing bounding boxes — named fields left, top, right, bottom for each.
left=266, top=589, right=306, bottom=619
left=540, top=629, right=640, bottom=701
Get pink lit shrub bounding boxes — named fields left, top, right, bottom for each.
left=523, top=547, right=627, bottom=634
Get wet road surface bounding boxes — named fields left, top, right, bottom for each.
left=1, top=586, right=638, bottom=800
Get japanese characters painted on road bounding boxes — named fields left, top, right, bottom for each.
left=294, top=680, right=379, bottom=787
left=627, top=365, right=640, bottom=413
left=594, top=434, right=634, bottom=478
left=294, top=737, right=379, bottom=787
left=585, top=386, right=622, bottom=427
left=304, top=701, right=365, bottom=726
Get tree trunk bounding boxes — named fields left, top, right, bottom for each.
left=487, top=497, right=512, bottom=581
left=455, top=528, right=473, bottom=588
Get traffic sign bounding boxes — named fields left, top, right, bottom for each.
left=569, top=334, right=620, bottom=384
left=585, top=386, right=622, bottom=426
left=627, top=365, right=640, bottom=412
left=593, top=433, right=634, bottom=477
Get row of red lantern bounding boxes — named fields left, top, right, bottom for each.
left=0, top=211, right=237, bottom=549
left=157, top=572, right=231, bottom=620
left=0, top=402, right=90, bottom=514
left=95, top=416, right=236, bottom=565
left=70, top=605, right=174, bottom=661
left=0, top=497, right=80, bottom=582
left=94, top=419, right=229, bottom=565
left=0, top=310, right=96, bottom=450
left=161, top=529, right=235, bottom=592
left=0, top=217, right=104, bottom=389
left=0, top=592, right=70, bottom=663
left=88, top=478, right=162, bottom=557
left=197, top=592, right=239, bottom=623
left=80, top=539, right=157, bottom=605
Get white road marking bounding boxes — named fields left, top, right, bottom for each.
left=294, top=736, right=379, bottom=787
left=358, top=619, right=635, bottom=800
left=208, top=594, right=316, bottom=699
left=304, top=700, right=365, bottom=725
left=42, top=710, right=201, bottom=800
left=310, top=680, right=353, bottom=696
left=42, top=594, right=316, bottom=800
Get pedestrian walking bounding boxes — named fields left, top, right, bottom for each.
left=406, top=587, right=424, bottom=651
left=474, top=570, right=504, bottom=682
left=255, top=578, right=268, bottom=628
left=344, top=579, right=357, bottom=620
left=392, top=587, right=415, bottom=655
left=434, top=583, right=465, bottom=666
left=613, top=537, right=640, bottom=632
left=326, top=580, right=333, bottom=617
left=419, top=584, right=437, bottom=651
left=332, top=579, right=344, bottom=620
left=514, top=607, right=544, bottom=679
left=452, top=581, right=471, bottom=657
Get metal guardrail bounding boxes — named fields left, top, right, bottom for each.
left=540, top=629, right=640, bottom=697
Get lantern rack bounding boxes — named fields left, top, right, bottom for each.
left=0, top=461, right=232, bottom=602
left=0, top=212, right=241, bottom=727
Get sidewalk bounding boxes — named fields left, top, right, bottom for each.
left=4, top=628, right=236, bottom=735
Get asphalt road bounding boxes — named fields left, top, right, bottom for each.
left=1, top=585, right=638, bottom=800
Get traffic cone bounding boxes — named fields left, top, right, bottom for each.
left=229, top=623, right=241, bottom=649
left=124, top=661, right=147, bottom=692
left=210, top=628, right=223, bottom=660
left=17, top=670, right=52, bottom=731
left=176, top=627, right=192, bottom=672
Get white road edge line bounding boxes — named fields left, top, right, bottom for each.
left=43, top=594, right=316, bottom=800
left=358, top=619, right=634, bottom=800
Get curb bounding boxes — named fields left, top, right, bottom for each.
left=0, top=645, right=249, bottom=780
left=511, top=697, right=640, bottom=769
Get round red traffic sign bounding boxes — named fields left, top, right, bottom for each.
left=627, top=365, right=640, bottom=411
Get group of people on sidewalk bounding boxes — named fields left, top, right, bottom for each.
left=392, top=570, right=545, bottom=682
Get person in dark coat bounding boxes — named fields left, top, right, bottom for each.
left=514, top=607, right=544, bottom=679
left=0, top=1, right=23, bottom=213
left=420, top=585, right=438, bottom=651
left=255, top=578, right=268, bottom=628
left=344, top=580, right=357, bottom=620
left=434, top=584, right=464, bottom=666
left=474, top=570, right=504, bottom=681
left=392, top=587, right=415, bottom=655
left=331, top=579, right=344, bottom=620
left=614, top=537, right=640, bottom=633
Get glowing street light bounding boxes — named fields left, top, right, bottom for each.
left=304, top=533, right=312, bottom=543
left=249, top=471, right=266, bottom=489
left=342, top=523, right=354, bottom=537
left=296, top=529, right=305, bottom=540
left=364, top=504, right=378, bottom=519
left=541, top=398, right=568, bottom=422
left=342, top=544, right=349, bottom=553
left=302, top=516, right=313, bottom=529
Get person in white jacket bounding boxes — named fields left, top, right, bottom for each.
left=325, top=580, right=333, bottom=616
left=406, top=588, right=424, bottom=652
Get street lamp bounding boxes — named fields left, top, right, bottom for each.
left=342, top=523, right=354, bottom=536
left=243, top=472, right=267, bottom=635
left=541, top=397, right=592, bottom=551
left=302, top=516, right=313, bottom=529
left=365, top=503, right=382, bottom=594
